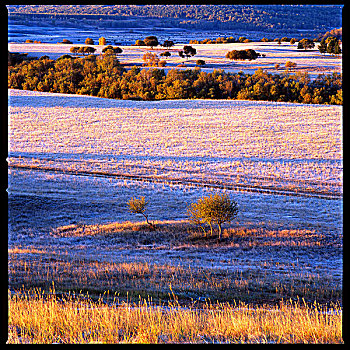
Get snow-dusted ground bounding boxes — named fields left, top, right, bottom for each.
left=8, top=41, right=341, bottom=77
left=8, top=89, right=343, bottom=290
left=8, top=89, right=342, bottom=198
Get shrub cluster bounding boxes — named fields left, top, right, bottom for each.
left=226, top=49, right=260, bottom=61
left=189, top=36, right=251, bottom=44
left=8, top=55, right=342, bottom=104
left=142, top=52, right=166, bottom=67
left=190, top=36, right=236, bottom=44
left=128, top=194, right=238, bottom=239
left=70, top=46, right=96, bottom=55
left=187, top=194, right=238, bottom=239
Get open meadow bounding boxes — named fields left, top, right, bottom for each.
left=7, top=87, right=343, bottom=343
left=8, top=40, right=342, bottom=78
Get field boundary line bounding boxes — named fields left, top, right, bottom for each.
left=9, top=164, right=342, bottom=200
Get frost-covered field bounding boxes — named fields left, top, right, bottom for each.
left=8, top=89, right=342, bottom=198
left=8, top=89, right=342, bottom=294
left=8, top=41, right=341, bottom=76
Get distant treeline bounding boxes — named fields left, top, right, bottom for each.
left=8, top=55, right=342, bottom=105
left=189, top=30, right=342, bottom=45
left=8, top=4, right=342, bottom=33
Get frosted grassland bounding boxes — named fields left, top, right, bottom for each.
left=8, top=88, right=342, bottom=197
left=8, top=89, right=342, bottom=305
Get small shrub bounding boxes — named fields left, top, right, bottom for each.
left=127, top=196, right=156, bottom=231
left=99, top=37, right=107, bottom=45
left=142, top=52, right=160, bottom=66
left=135, top=39, right=145, bottom=46
left=160, top=51, right=171, bottom=58
left=226, top=49, right=260, bottom=61
left=285, top=61, right=297, bottom=70
left=85, top=38, right=94, bottom=45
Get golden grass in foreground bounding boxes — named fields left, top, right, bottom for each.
left=8, top=289, right=342, bottom=344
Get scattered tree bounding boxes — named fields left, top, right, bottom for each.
left=144, top=36, right=159, bottom=49
left=326, top=37, right=341, bottom=55
left=142, top=52, right=164, bottom=66
left=135, top=39, right=145, bottom=46
left=61, top=39, right=73, bottom=44
left=190, top=36, right=236, bottom=44
left=102, top=45, right=123, bottom=56
left=163, top=40, right=174, bottom=48
left=85, top=38, right=94, bottom=45
left=187, top=194, right=238, bottom=240
left=114, top=47, right=123, bottom=55
left=160, top=51, right=171, bottom=58
left=127, top=196, right=156, bottom=231
left=285, top=61, right=297, bottom=71
left=290, top=38, right=296, bottom=45
left=84, top=46, right=96, bottom=55
left=102, top=45, right=114, bottom=53
left=70, top=47, right=79, bottom=55
left=333, top=41, right=342, bottom=55
left=297, top=38, right=315, bottom=50
left=99, top=37, right=107, bottom=45
left=196, top=59, right=206, bottom=66
left=318, top=38, right=327, bottom=55
left=182, top=45, right=197, bottom=60
left=75, top=46, right=96, bottom=56
left=226, top=49, right=260, bottom=61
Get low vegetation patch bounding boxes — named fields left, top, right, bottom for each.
left=9, top=219, right=342, bottom=307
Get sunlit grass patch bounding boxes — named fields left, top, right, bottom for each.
left=53, top=220, right=189, bottom=237
left=8, top=288, right=343, bottom=344
left=8, top=247, right=49, bottom=254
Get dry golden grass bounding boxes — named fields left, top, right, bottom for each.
left=52, top=220, right=187, bottom=237
left=7, top=288, right=343, bottom=344
left=8, top=251, right=341, bottom=307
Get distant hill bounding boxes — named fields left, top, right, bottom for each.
left=7, top=4, right=342, bottom=34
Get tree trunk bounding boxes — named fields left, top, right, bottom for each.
left=218, top=223, right=222, bottom=240
left=209, top=222, right=213, bottom=236
left=143, top=213, right=156, bottom=231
